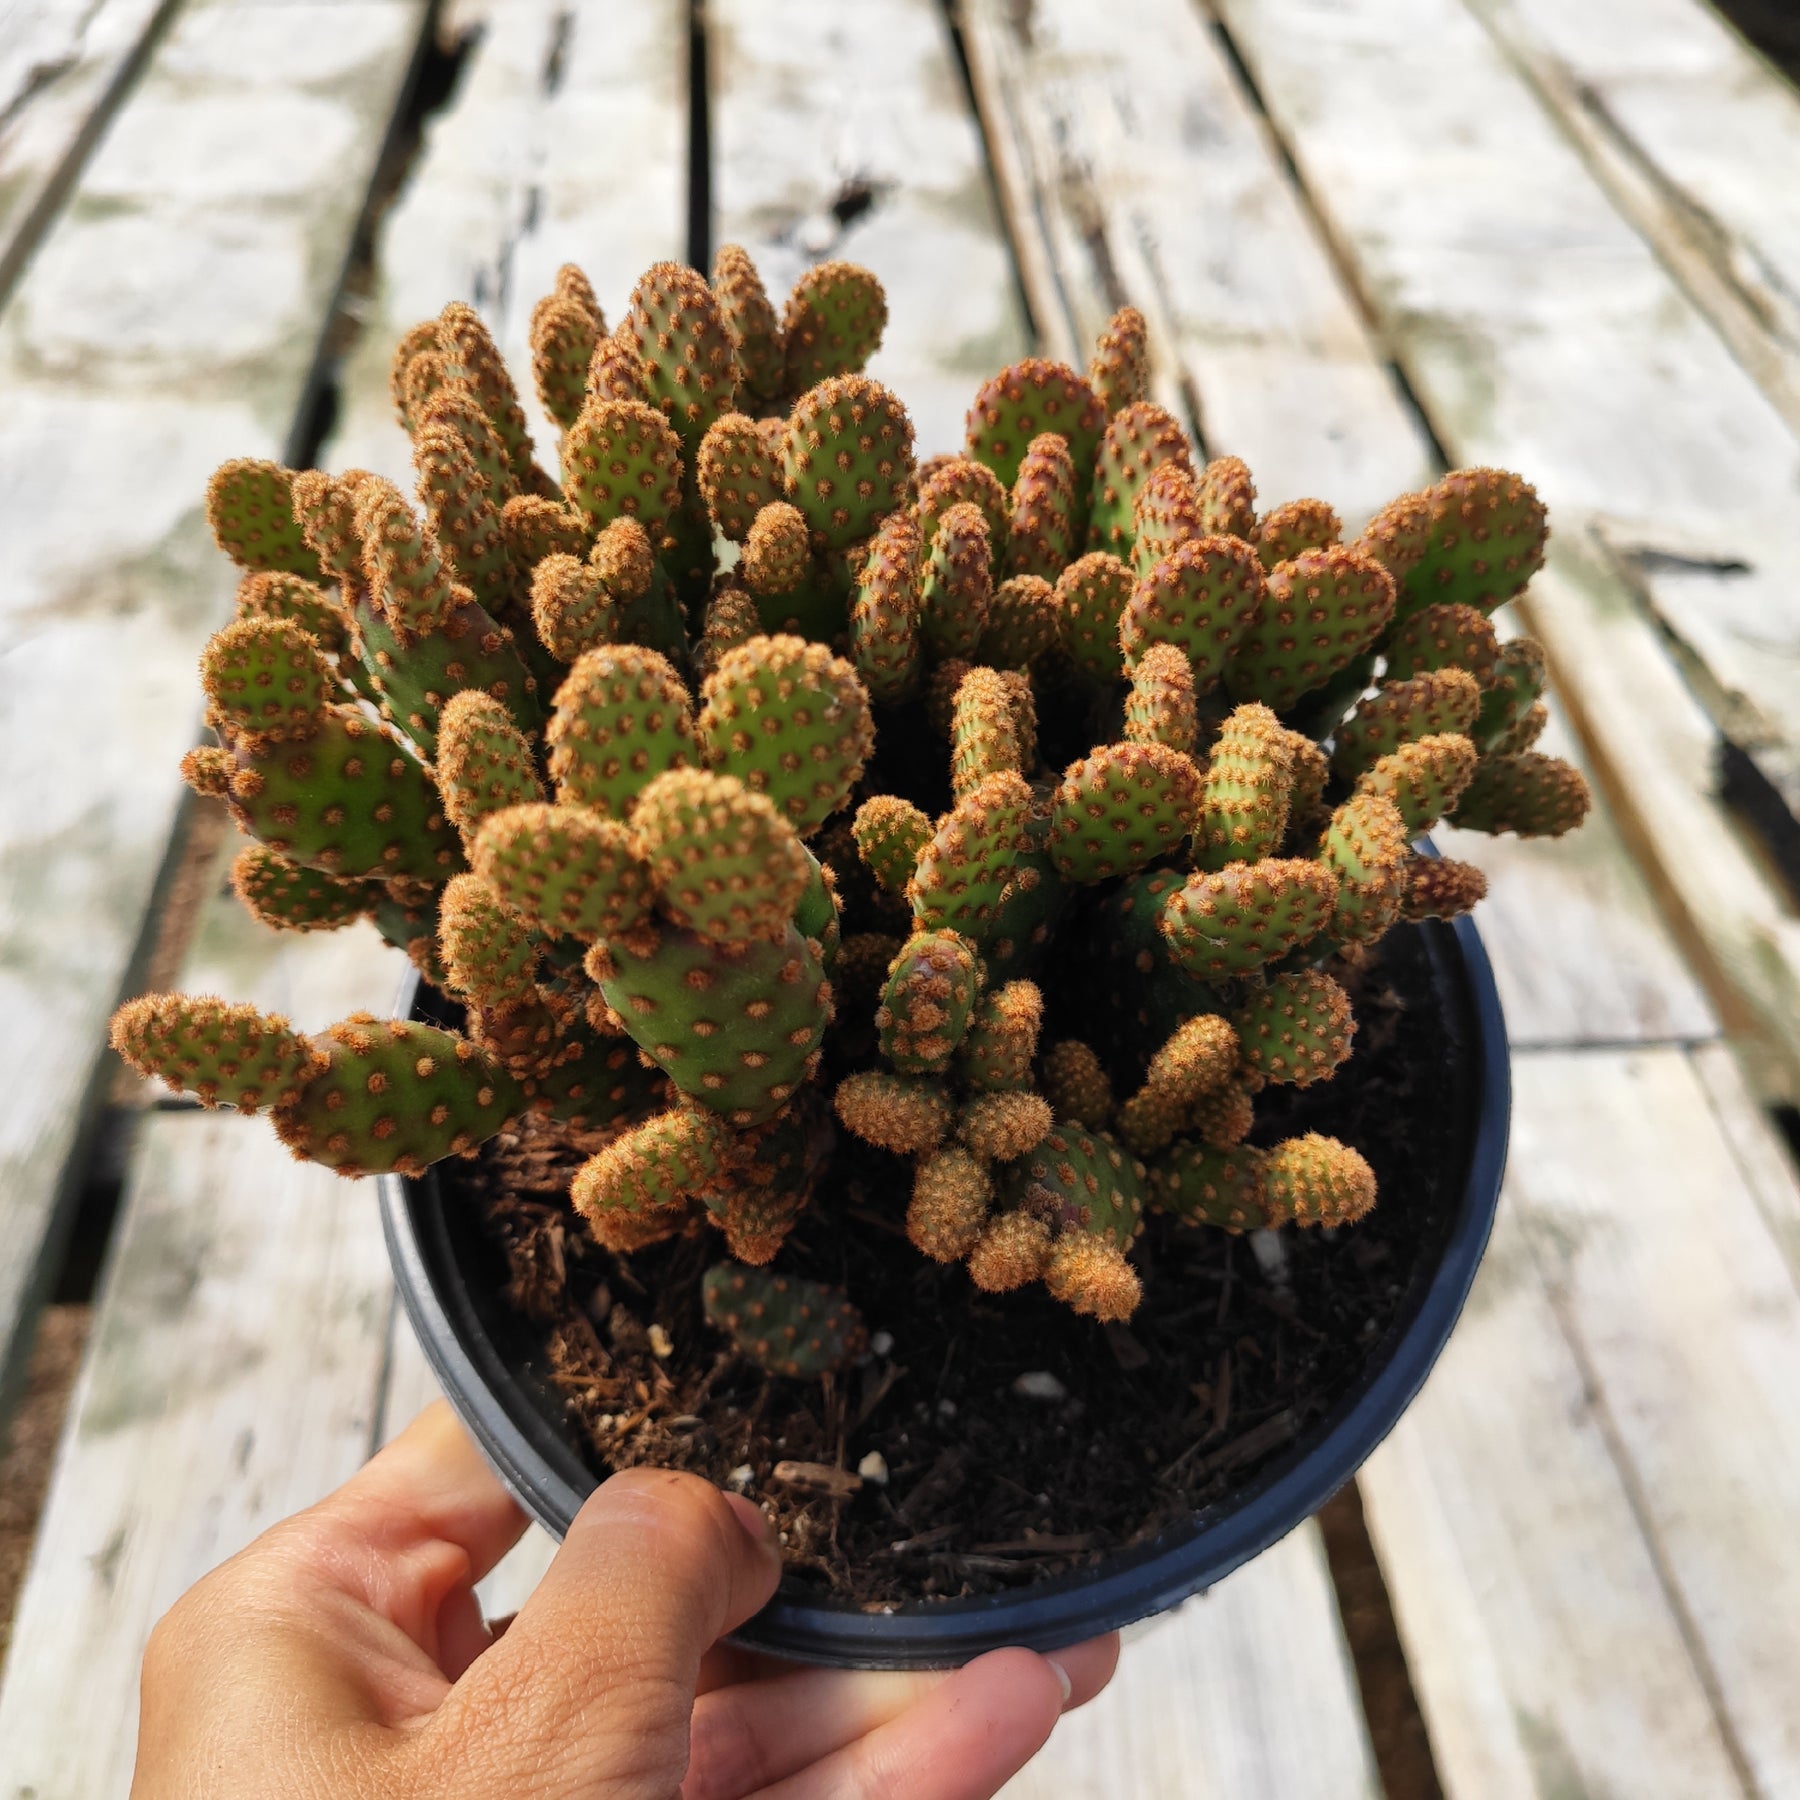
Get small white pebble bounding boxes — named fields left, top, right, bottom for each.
left=726, top=1463, right=754, bottom=1491
left=1013, top=1371, right=1068, bottom=1402
left=647, top=1323, right=673, bottom=1358
left=1249, top=1229, right=1289, bottom=1279
left=857, top=1451, right=890, bottom=1485
left=870, top=1330, right=895, bottom=1356
left=936, top=1398, right=957, bottom=1420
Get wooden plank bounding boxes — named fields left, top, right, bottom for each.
left=1358, top=1145, right=1750, bottom=1799
left=1461, top=0, right=1800, bottom=440
left=962, top=0, right=1713, bottom=1052
left=1000, top=1530, right=1381, bottom=1800
left=0, top=1110, right=395, bottom=1797
left=0, top=0, right=430, bottom=1422
left=0, top=0, right=179, bottom=302
left=709, top=0, right=1030, bottom=456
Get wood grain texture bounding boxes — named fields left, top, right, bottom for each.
left=0, top=0, right=429, bottom=1423
left=1000, top=1527, right=1381, bottom=1800
left=709, top=0, right=1030, bottom=456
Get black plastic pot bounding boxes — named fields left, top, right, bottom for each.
left=380, top=908, right=1508, bottom=1669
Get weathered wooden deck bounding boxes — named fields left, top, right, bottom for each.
left=3, top=0, right=1800, bottom=1792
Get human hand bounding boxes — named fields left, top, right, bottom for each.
left=131, top=1401, right=1119, bottom=1798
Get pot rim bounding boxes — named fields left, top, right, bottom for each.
left=380, top=906, right=1508, bottom=1668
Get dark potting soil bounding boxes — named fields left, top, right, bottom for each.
left=441, top=919, right=1468, bottom=1608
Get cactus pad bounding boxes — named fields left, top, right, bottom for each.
left=1007, top=1122, right=1147, bottom=1258
left=1116, top=1014, right=1240, bottom=1155
left=702, top=1265, right=868, bottom=1379
left=696, top=412, right=785, bottom=541
left=1225, top=545, right=1396, bottom=712
left=1160, top=858, right=1339, bottom=979
left=1119, top=535, right=1266, bottom=685
left=965, top=357, right=1106, bottom=495
left=547, top=644, right=696, bottom=817
left=1056, top=551, right=1135, bottom=681
left=1193, top=702, right=1294, bottom=870
left=918, top=455, right=1011, bottom=553
left=878, top=930, right=981, bottom=1072
left=110, top=994, right=326, bottom=1112
left=780, top=375, right=914, bottom=550
left=1232, top=970, right=1355, bottom=1087
left=1372, top=467, right=1546, bottom=621
left=1195, top=455, right=1257, bottom=539
left=1088, top=305, right=1151, bottom=416
left=620, top=262, right=738, bottom=448
left=1332, top=668, right=1483, bottom=782
left=206, top=459, right=323, bottom=578
left=1006, top=432, right=1078, bottom=580
left=834, top=1069, right=953, bottom=1152
left=956, top=979, right=1042, bottom=1094
left=438, top=872, right=541, bottom=1009
left=1131, top=462, right=1205, bottom=576
left=1124, top=642, right=1199, bottom=754
left=229, top=845, right=374, bottom=933
left=783, top=259, right=888, bottom=391
left=1319, top=792, right=1410, bottom=946
left=203, top=617, right=332, bottom=741
left=853, top=795, right=933, bottom=894
left=1048, top=742, right=1204, bottom=883
left=917, top=500, right=994, bottom=660
left=909, top=1146, right=994, bottom=1262
left=472, top=803, right=652, bottom=940
left=1401, top=852, right=1489, bottom=920
left=1086, top=401, right=1190, bottom=555
left=1151, top=1140, right=1267, bottom=1231
left=908, top=771, right=1034, bottom=939
left=1262, top=1133, right=1377, bottom=1226
left=1452, top=752, right=1592, bottom=838
left=849, top=507, right=924, bottom=701
left=1355, top=732, right=1478, bottom=833
left=1252, top=498, right=1341, bottom=570
left=960, top=1090, right=1054, bottom=1161
left=1040, top=1039, right=1114, bottom=1130
left=1383, top=601, right=1500, bottom=686
left=561, top=399, right=684, bottom=533
left=435, top=690, right=545, bottom=839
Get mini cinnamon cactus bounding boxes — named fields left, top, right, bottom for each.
left=114, top=252, right=1587, bottom=1381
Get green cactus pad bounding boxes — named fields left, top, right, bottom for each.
left=1355, top=732, right=1478, bottom=833
left=110, top=994, right=326, bottom=1112
left=878, top=929, right=981, bottom=1073
left=351, top=477, right=461, bottom=644
left=1474, top=636, right=1549, bottom=749
left=528, top=293, right=601, bottom=431
left=593, top=921, right=828, bottom=1125
left=955, top=980, right=1043, bottom=1093
left=1159, top=858, right=1339, bottom=979
left=1056, top=552, right=1136, bottom=681
left=438, top=872, right=541, bottom=1009
left=1232, top=970, right=1355, bottom=1087
left=951, top=666, right=1024, bottom=799
left=222, top=706, right=462, bottom=881
left=1086, top=402, right=1190, bottom=556
left=909, top=771, right=1034, bottom=940
left=1119, top=535, right=1266, bottom=686
left=437, top=302, right=535, bottom=487
left=1318, top=792, right=1410, bottom=946
left=1048, top=742, right=1204, bottom=883
left=390, top=318, right=443, bottom=430
left=289, top=469, right=367, bottom=586
left=234, top=571, right=348, bottom=659
left=1375, top=467, right=1548, bottom=622
left=203, top=618, right=331, bottom=742
left=1124, top=642, right=1198, bottom=754
left=1116, top=1013, right=1239, bottom=1155
left=1006, top=1122, right=1147, bottom=1263
left=849, top=507, right=924, bottom=702
left=1193, top=702, right=1294, bottom=870
left=435, top=690, right=545, bottom=840
left=1383, top=601, right=1500, bottom=686
left=414, top=423, right=512, bottom=617
left=918, top=455, right=1011, bottom=554
left=737, top=499, right=814, bottom=599
left=1088, top=305, right=1151, bottom=416
left=965, top=357, right=1106, bottom=497
left=587, top=331, right=655, bottom=407
left=1190, top=1080, right=1255, bottom=1149
left=619, top=261, right=738, bottom=449
left=976, top=574, right=1059, bottom=668
left=710, top=1105, right=822, bottom=1264
left=695, top=583, right=763, bottom=682
left=1352, top=488, right=1432, bottom=587
left=702, top=1264, right=868, bottom=1379
left=711, top=244, right=784, bottom=405
left=632, top=767, right=811, bottom=944
left=1402, top=853, right=1489, bottom=920
left=1131, top=462, right=1205, bottom=577
left=530, top=553, right=617, bottom=662
left=853, top=795, right=933, bottom=894
left=273, top=1014, right=523, bottom=1178
left=696, top=412, right=785, bottom=541
left=835, top=1069, right=953, bottom=1153
left=780, top=376, right=915, bottom=551
left=561, top=399, right=684, bottom=534
left=1331, top=668, right=1482, bottom=782
left=206, top=459, right=323, bottom=579
left=229, top=845, right=374, bottom=934
left=1006, top=432, right=1078, bottom=580
left=1493, top=702, right=1549, bottom=757
left=573, top=1106, right=728, bottom=1228
left=783, top=259, right=888, bottom=391
left=1225, top=545, right=1396, bottom=713
left=794, top=847, right=840, bottom=962
left=918, top=500, right=993, bottom=660
left=1151, top=1141, right=1267, bottom=1231
left=1452, top=752, right=1592, bottom=838
left=418, top=381, right=520, bottom=508
left=698, top=634, right=874, bottom=834
left=520, top=1020, right=661, bottom=1133
left=1041, top=1039, right=1114, bottom=1130
left=501, top=493, right=590, bottom=569
left=1263, top=1132, right=1377, bottom=1226
left=472, top=802, right=652, bottom=940
left=547, top=644, right=696, bottom=817
left=1252, top=498, right=1341, bottom=570
left=1195, top=455, right=1257, bottom=539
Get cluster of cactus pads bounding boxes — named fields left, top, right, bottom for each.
left=111, top=249, right=1588, bottom=1377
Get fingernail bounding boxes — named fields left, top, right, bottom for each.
left=1047, top=1657, right=1073, bottom=1708
left=723, top=1491, right=777, bottom=1554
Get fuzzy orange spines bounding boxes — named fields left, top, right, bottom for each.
left=956, top=980, right=1043, bottom=1093
left=1252, top=497, right=1341, bottom=570
left=711, top=244, right=784, bottom=405
left=438, top=301, right=536, bottom=487
left=438, top=871, right=541, bottom=1010
left=1195, top=454, right=1256, bottom=539
left=1041, top=1040, right=1114, bottom=1130
left=1356, top=731, right=1478, bottom=833
left=109, top=994, right=325, bottom=1113
left=1262, top=1132, right=1377, bottom=1227
left=501, top=492, right=589, bottom=570
left=877, top=930, right=981, bottom=1072
left=1044, top=1235, right=1142, bottom=1323
left=950, top=665, right=1024, bottom=801
left=571, top=1106, right=729, bottom=1249
left=1452, top=752, right=1592, bottom=838
left=1190, top=1081, right=1256, bottom=1149
left=959, top=1089, right=1053, bottom=1161
left=1088, top=305, right=1150, bottom=416
left=853, top=794, right=933, bottom=895
left=290, top=469, right=367, bottom=585
left=1232, top=970, right=1355, bottom=1087
left=590, top=516, right=656, bottom=600
left=908, top=1145, right=994, bottom=1262
left=835, top=1069, right=953, bottom=1153
left=353, top=476, right=460, bottom=643
left=696, top=411, right=785, bottom=541
left=1193, top=701, right=1294, bottom=870
left=529, top=270, right=604, bottom=430
left=738, top=501, right=812, bottom=599
left=435, top=689, right=545, bottom=841
left=202, top=616, right=331, bottom=742
left=1124, top=642, right=1199, bottom=754
left=1401, top=853, right=1489, bottom=921
left=234, top=571, right=348, bottom=659
left=530, top=553, right=616, bottom=662
left=1116, top=1014, right=1239, bottom=1155
left=967, top=1211, right=1053, bottom=1292
left=1006, top=431, right=1079, bottom=581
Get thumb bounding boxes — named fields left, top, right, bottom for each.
left=426, top=1467, right=781, bottom=1798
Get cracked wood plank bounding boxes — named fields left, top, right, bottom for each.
left=0, top=0, right=430, bottom=1430
left=709, top=0, right=1029, bottom=456
left=1000, top=1527, right=1380, bottom=1800
left=961, top=0, right=1714, bottom=1049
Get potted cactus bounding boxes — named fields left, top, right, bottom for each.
left=111, top=249, right=1586, bottom=1665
